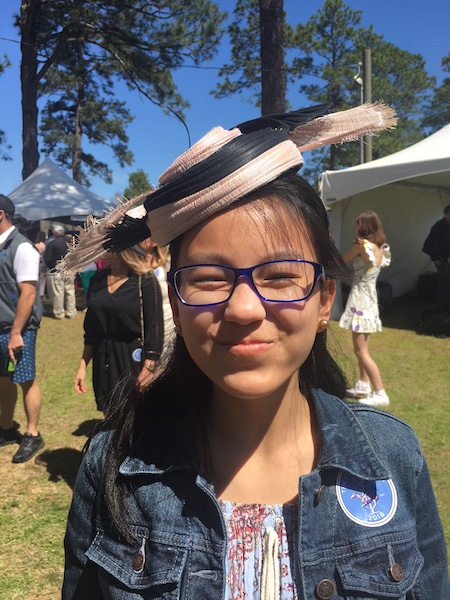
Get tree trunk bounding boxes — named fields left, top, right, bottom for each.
left=72, top=98, right=83, bottom=183
left=259, top=0, right=286, bottom=115
left=72, top=62, right=84, bottom=184
left=20, top=0, right=40, bottom=180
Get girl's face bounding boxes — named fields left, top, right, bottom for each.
left=169, top=201, right=335, bottom=402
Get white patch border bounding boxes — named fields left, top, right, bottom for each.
left=132, top=347, right=142, bottom=363
left=336, top=472, right=397, bottom=528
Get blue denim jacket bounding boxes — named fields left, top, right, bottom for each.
left=62, top=389, right=449, bottom=599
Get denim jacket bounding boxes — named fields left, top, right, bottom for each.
left=62, top=389, right=449, bottom=599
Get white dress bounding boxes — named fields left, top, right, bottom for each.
left=339, top=240, right=391, bottom=333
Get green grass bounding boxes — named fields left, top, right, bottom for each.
left=0, top=294, right=448, bottom=597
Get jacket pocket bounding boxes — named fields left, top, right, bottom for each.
left=86, top=527, right=187, bottom=591
left=336, top=532, right=424, bottom=598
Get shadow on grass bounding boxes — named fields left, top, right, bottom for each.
left=34, top=419, right=102, bottom=489
left=35, top=448, right=83, bottom=489
left=72, top=419, right=103, bottom=438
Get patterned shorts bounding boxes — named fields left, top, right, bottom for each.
left=0, top=329, right=37, bottom=384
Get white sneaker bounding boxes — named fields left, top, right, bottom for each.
left=345, top=380, right=371, bottom=399
left=359, top=390, right=390, bottom=407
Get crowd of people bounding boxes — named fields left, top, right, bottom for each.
left=0, top=101, right=448, bottom=598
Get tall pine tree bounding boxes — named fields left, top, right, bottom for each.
left=18, top=0, right=226, bottom=180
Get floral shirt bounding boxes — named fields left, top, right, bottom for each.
left=219, top=501, right=299, bottom=600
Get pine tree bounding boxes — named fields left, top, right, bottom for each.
left=290, top=0, right=433, bottom=183
left=17, top=0, right=226, bottom=180
left=39, top=42, right=134, bottom=186
left=213, top=0, right=289, bottom=112
left=422, top=53, right=450, bottom=133
left=123, top=170, right=153, bottom=199
left=0, top=55, right=11, bottom=161
left=212, top=0, right=434, bottom=185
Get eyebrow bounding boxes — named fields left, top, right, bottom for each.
left=180, top=249, right=309, bottom=266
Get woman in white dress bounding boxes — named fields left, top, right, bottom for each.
left=339, top=211, right=391, bottom=406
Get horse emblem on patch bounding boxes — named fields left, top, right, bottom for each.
left=336, top=472, right=397, bottom=527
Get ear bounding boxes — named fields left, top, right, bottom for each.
left=318, top=279, right=336, bottom=322
left=168, top=284, right=181, bottom=327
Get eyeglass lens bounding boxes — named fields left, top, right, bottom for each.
left=174, top=261, right=319, bottom=305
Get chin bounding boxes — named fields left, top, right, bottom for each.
left=214, top=371, right=295, bottom=401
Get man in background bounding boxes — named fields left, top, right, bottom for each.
left=423, top=205, right=450, bottom=313
left=0, top=195, right=45, bottom=463
left=44, top=224, right=77, bottom=319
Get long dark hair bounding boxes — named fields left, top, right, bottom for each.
left=101, top=171, right=348, bottom=544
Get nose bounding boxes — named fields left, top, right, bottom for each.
left=223, top=276, right=266, bottom=324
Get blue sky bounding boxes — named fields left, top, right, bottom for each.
left=0, top=0, right=449, bottom=202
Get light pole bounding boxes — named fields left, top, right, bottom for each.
left=354, top=61, right=364, bottom=164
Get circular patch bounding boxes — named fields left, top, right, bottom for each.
left=131, top=347, right=142, bottom=363
left=336, top=471, right=397, bottom=527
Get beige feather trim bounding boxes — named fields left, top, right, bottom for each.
left=292, top=102, right=397, bottom=152
left=57, top=193, right=150, bottom=276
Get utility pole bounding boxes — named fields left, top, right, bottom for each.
left=363, top=49, right=372, bottom=162
left=354, top=62, right=364, bottom=163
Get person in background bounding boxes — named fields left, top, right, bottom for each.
left=0, top=195, right=45, bottom=463
left=422, top=205, right=450, bottom=313
left=44, top=224, right=77, bottom=319
left=339, top=211, right=391, bottom=406
left=140, top=235, right=175, bottom=357
left=79, top=262, right=97, bottom=296
left=73, top=246, right=164, bottom=414
left=62, top=104, right=448, bottom=599
left=34, top=231, right=47, bottom=298
left=79, top=261, right=97, bottom=313
left=95, top=257, right=109, bottom=271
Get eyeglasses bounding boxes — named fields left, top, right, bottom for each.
left=167, top=260, right=325, bottom=307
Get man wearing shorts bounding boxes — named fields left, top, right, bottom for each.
left=0, top=195, right=45, bottom=463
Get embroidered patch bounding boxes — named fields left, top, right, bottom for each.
left=336, top=472, right=397, bottom=527
left=131, top=347, right=142, bottom=362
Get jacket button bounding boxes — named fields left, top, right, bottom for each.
left=315, top=485, right=326, bottom=503
left=316, top=579, right=335, bottom=599
left=131, top=551, right=145, bottom=572
left=389, top=563, right=404, bottom=582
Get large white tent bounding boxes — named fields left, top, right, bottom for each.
left=320, top=124, right=450, bottom=312
left=8, top=157, right=110, bottom=222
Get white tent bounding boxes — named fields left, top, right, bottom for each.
left=320, top=124, right=450, bottom=308
left=8, top=157, right=110, bottom=222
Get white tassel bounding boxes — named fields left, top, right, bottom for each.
left=261, top=526, right=280, bottom=600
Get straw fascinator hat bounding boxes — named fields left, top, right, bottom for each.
left=59, top=101, right=396, bottom=275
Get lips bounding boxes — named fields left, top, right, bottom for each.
left=221, top=339, right=274, bottom=357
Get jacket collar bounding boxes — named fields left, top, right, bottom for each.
left=119, top=389, right=390, bottom=481
left=119, top=414, right=200, bottom=476
left=312, top=389, right=390, bottom=480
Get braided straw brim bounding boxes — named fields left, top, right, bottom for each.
left=148, top=139, right=304, bottom=246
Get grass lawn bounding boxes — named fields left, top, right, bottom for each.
left=0, top=293, right=449, bottom=598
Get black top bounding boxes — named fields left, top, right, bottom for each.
left=84, top=268, right=164, bottom=411
left=423, top=218, right=450, bottom=263
left=44, top=235, right=68, bottom=269
left=84, top=268, right=164, bottom=359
